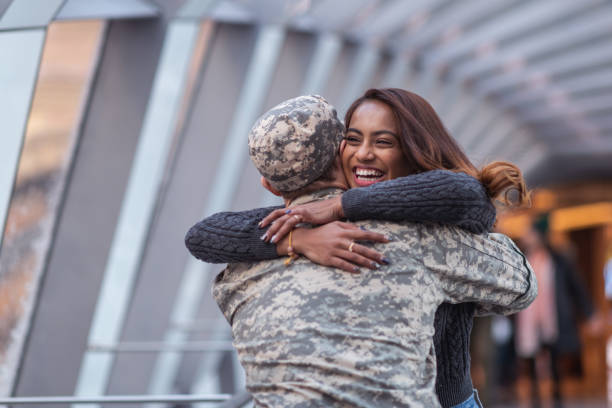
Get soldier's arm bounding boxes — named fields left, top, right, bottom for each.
left=432, top=232, right=537, bottom=316
left=185, top=170, right=495, bottom=263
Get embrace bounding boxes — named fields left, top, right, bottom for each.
left=185, top=89, right=537, bottom=407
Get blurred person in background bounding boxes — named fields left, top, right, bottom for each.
left=186, top=88, right=533, bottom=407
left=603, top=224, right=612, bottom=404
left=604, top=225, right=612, bottom=300
left=516, top=215, right=595, bottom=408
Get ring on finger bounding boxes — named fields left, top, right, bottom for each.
left=348, top=241, right=355, bottom=252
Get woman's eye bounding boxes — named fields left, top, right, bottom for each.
left=376, top=139, right=393, bottom=146
left=344, top=135, right=361, bottom=144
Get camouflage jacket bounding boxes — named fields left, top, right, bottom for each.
left=213, top=189, right=536, bottom=407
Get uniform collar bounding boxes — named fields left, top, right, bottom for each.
left=288, top=188, right=344, bottom=207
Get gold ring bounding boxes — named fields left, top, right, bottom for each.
left=348, top=241, right=355, bottom=252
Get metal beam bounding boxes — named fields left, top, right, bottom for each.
left=300, top=33, right=342, bottom=95
left=293, top=0, right=374, bottom=32
left=55, top=0, right=159, bottom=21
left=147, top=24, right=286, bottom=399
left=0, top=395, right=232, bottom=405
left=445, top=90, right=481, bottom=136
left=0, top=0, right=13, bottom=20
left=347, top=0, right=431, bottom=42
left=471, top=118, right=522, bottom=159
left=449, top=1, right=611, bottom=82
left=503, top=68, right=612, bottom=109
left=89, top=341, right=235, bottom=353
left=176, top=0, right=219, bottom=19
left=380, top=52, right=412, bottom=88
left=391, top=0, right=511, bottom=53
left=455, top=102, right=498, bottom=149
left=0, top=0, right=64, bottom=30
left=424, top=0, right=589, bottom=69
left=520, top=93, right=612, bottom=124
left=476, top=42, right=612, bottom=97
left=337, top=44, right=380, bottom=114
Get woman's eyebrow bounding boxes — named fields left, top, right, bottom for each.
left=372, top=130, right=398, bottom=137
left=347, top=128, right=397, bottom=136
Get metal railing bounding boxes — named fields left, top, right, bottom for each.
left=0, top=391, right=252, bottom=406
left=89, top=340, right=235, bottom=353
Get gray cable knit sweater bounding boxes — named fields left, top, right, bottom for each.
left=185, top=170, right=495, bottom=407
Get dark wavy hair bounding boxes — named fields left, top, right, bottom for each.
left=344, top=88, right=530, bottom=207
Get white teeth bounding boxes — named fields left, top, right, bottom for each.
left=355, top=168, right=383, bottom=177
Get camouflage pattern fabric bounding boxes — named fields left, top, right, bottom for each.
left=213, top=189, right=536, bottom=407
left=248, top=95, right=345, bottom=193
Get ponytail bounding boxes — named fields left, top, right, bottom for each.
left=478, top=161, right=530, bottom=207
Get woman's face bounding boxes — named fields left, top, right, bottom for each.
left=341, top=100, right=412, bottom=188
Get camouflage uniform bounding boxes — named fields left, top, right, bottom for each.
left=213, top=189, right=536, bottom=408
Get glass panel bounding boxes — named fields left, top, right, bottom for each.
left=0, top=20, right=104, bottom=394
left=0, top=0, right=64, bottom=30
left=0, top=29, right=45, bottom=250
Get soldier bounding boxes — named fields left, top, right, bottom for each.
left=207, top=95, right=537, bottom=407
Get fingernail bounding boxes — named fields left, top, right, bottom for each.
left=381, top=257, right=391, bottom=265
left=371, top=261, right=380, bottom=269
left=258, top=221, right=263, bottom=228
left=285, top=209, right=291, bottom=214
left=353, top=266, right=359, bottom=273
left=385, top=236, right=393, bottom=241
left=270, top=234, right=278, bottom=243
left=260, top=233, right=267, bottom=241
left=359, top=226, right=367, bottom=231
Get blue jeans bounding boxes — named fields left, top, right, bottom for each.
left=450, top=389, right=483, bottom=408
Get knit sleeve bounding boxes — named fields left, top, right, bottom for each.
left=184, top=206, right=282, bottom=263
left=341, top=170, right=495, bottom=233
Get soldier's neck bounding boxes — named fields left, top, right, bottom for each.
left=283, top=184, right=345, bottom=207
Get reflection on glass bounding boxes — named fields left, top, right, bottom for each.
left=0, top=20, right=104, bottom=394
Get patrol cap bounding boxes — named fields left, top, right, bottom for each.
left=248, top=95, right=345, bottom=193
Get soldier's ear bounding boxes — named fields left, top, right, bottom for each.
left=261, top=177, right=281, bottom=196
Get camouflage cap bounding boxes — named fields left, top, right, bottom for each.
left=248, top=95, right=345, bottom=193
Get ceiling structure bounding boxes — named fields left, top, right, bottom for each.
left=197, top=0, right=612, bottom=186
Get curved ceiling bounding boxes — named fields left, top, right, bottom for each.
left=197, top=0, right=612, bottom=186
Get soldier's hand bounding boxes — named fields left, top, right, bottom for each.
left=285, top=221, right=390, bottom=273
left=260, top=196, right=345, bottom=244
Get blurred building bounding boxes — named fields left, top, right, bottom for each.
left=0, top=0, right=611, bottom=407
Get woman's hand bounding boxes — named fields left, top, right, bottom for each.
left=260, top=196, right=345, bottom=243
left=277, top=221, right=390, bottom=273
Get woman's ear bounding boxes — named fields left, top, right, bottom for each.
left=261, top=177, right=281, bottom=196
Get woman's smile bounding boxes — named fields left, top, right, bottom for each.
left=352, top=166, right=385, bottom=186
